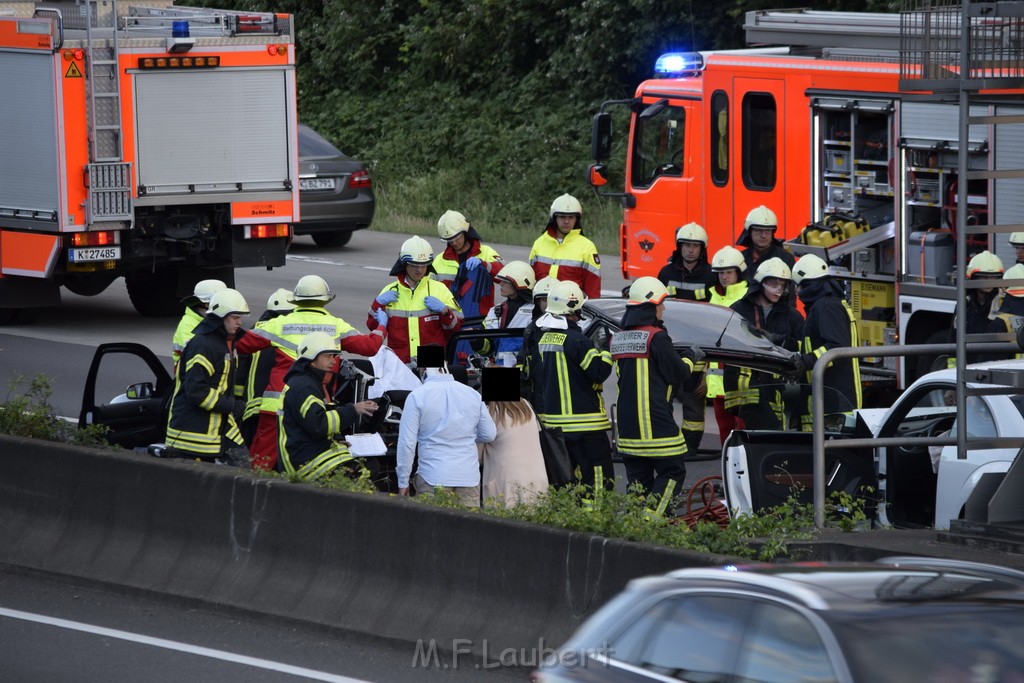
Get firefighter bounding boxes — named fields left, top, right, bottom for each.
left=737, top=205, right=795, bottom=282
left=432, top=209, right=504, bottom=320
left=725, top=258, right=804, bottom=430
left=368, top=236, right=462, bottom=364
left=793, top=253, right=861, bottom=429
left=278, top=331, right=378, bottom=481
left=171, top=278, right=226, bottom=369
left=477, top=261, right=536, bottom=366
left=1000, top=263, right=1024, bottom=324
left=947, top=251, right=1014, bottom=367
left=521, top=276, right=558, bottom=412
left=236, top=275, right=384, bottom=470
left=702, top=246, right=749, bottom=443
left=1011, top=232, right=1024, bottom=265
left=536, top=280, right=614, bottom=490
left=165, top=288, right=251, bottom=465
left=611, top=277, right=704, bottom=516
left=658, top=222, right=715, bottom=300
left=238, top=288, right=294, bottom=447
left=529, top=194, right=602, bottom=300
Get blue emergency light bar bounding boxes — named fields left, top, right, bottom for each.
left=654, top=51, right=703, bottom=77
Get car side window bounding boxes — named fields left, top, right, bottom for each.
left=588, top=322, right=612, bottom=352
left=949, top=396, right=998, bottom=439
left=613, top=595, right=747, bottom=681
left=734, top=602, right=838, bottom=683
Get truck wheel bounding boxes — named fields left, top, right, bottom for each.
left=126, top=269, right=183, bottom=318
left=311, top=231, right=352, bottom=248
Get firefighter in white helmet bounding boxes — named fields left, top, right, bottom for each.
left=1010, top=232, right=1024, bottom=265
left=737, top=205, right=795, bottom=285
left=236, top=288, right=294, bottom=446
left=535, top=280, right=614, bottom=489
left=166, top=288, right=251, bottom=465
left=278, top=331, right=378, bottom=481
left=172, top=278, right=227, bottom=368
left=236, top=274, right=384, bottom=470
left=946, top=251, right=1014, bottom=367
left=999, top=264, right=1024, bottom=359
left=521, top=276, right=559, bottom=412
left=793, top=253, right=861, bottom=429
left=611, top=277, right=705, bottom=516
left=369, top=236, right=462, bottom=364
left=432, top=209, right=504, bottom=320
left=529, top=194, right=602, bottom=299
left=724, top=258, right=804, bottom=431
left=658, top=222, right=715, bottom=300
left=477, top=261, right=536, bottom=367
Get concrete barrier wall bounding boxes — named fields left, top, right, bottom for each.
left=0, top=435, right=735, bottom=653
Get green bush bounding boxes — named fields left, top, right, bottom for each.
left=0, top=375, right=111, bottom=447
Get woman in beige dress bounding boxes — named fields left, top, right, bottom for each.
left=481, top=399, right=549, bottom=506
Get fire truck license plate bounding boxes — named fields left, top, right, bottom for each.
left=68, top=247, right=121, bottom=262
left=300, top=178, right=336, bottom=191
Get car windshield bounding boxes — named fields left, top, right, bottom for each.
left=298, top=125, right=343, bottom=157
left=835, top=605, right=1024, bottom=681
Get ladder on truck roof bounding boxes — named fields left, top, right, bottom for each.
left=122, top=4, right=284, bottom=37
left=744, top=9, right=908, bottom=52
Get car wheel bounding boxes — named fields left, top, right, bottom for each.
left=311, top=231, right=352, bottom=248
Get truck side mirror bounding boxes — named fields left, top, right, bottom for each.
left=591, top=112, right=612, bottom=161
left=588, top=164, right=608, bottom=187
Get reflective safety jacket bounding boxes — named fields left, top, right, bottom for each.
left=166, top=316, right=243, bottom=456
left=699, top=280, right=749, bottom=398
left=240, top=310, right=289, bottom=423
left=658, top=254, right=715, bottom=301
left=799, top=279, right=861, bottom=427
left=171, top=306, right=205, bottom=369
left=611, top=307, right=693, bottom=458
left=535, top=314, right=612, bottom=434
left=432, top=241, right=503, bottom=319
left=529, top=228, right=602, bottom=300
left=278, top=357, right=358, bottom=481
left=367, top=274, right=462, bottom=363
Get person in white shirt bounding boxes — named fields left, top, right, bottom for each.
left=396, top=361, right=497, bottom=507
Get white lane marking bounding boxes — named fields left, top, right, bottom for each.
left=286, top=255, right=394, bottom=273
left=0, top=606, right=371, bottom=683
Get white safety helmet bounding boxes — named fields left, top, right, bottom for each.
left=549, top=193, right=583, bottom=218
left=711, top=246, right=747, bottom=273
left=744, top=205, right=779, bottom=231
left=533, top=276, right=559, bottom=300
left=675, top=222, right=708, bottom=246
left=437, top=210, right=470, bottom=240
left=792, top=254, right=830, bottom=284
left=193, top=279, right=227, bottom=304
left=1004, top=263, right=1024, bottom=297
left=966, top=250, right=1005, bottom=279
left=495, top=261, right=536, bottom=290
left=266, top=288, right=295, bottom=312
left=291, top=274, right=335, bottom=303
left=754, top=257, right=792, bottom=283
left=1010, top=232, right=1024, bottom=247
left=399, top=236, right=434, bottom=265
left=208, top=288, right=250, bottom=318
left=627, top=276, right=670, bottom=305
left=547, top=280, right=586, bottom=315
left=297, top=331, right=340, bottom=361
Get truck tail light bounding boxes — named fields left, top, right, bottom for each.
left=348, top=170, right=372, bottom=189
left=71, top=230, right=119, bottom=246
left=243, top=224, right=291, bottom=239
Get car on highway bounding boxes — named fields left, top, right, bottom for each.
left=293, top=123, right=375, bottom=248
left=532, top=559, right=1024, bottom=683
left=724, top=359, right=1024, bottom=530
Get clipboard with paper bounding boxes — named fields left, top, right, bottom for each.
left=344, top=432, right=389, bottom=457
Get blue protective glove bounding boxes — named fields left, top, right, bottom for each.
left=375, top=290, right=399, bottom=306
left=423, top=295, right=447, bottom=313
left=465, top=256, right=483, bottom=270
left=374, top=308, right=389, bottom=328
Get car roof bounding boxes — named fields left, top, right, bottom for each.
left=649, top=560, right=1024, bottom=612
left=910, top=358, right=1024, bottom=390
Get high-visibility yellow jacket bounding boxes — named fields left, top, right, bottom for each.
left=367, top=274, right=462, bottom=363
left=529, top=228, right=602, bottom=300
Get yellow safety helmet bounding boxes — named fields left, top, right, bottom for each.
left=675, top=222, right=708, bottom=246
left=533, top=276, right=559, bottom=300
left=743, top=205, right=779, bottom=231
left=495, top=261, right=536, bottom=290
left=399, top=236, right=434, bottom=265
left=754, top=257, right=792, bottom=283
left=208, top=288, right=250, bottom=317
left=966, top=250, right=1004, bottom=279
left=1004, top=263, right=1024, bottom=297
left=266, top=288, right=295, bottom=312
left=627, top=276, right=669, bottom=305
left=549, top=193, right=583, bottom=218
left=547, top=280, right=586, bottom=315
left=437, top=210, right=470, bottom=240
left=291, top=274, right=335, bottom=303
left=792, top=254, right=830, bottom=284
left=297, top=331, right=340, bottom=360
left=711, top=246, right=747, bottom=273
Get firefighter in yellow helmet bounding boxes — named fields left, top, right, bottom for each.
left=737, top=205, right=795, bottom=276
left=946, top=251, right=1014, bottom=367
left=432, top=209, right=503, bottom=320
left=529, top=194, right=602, bottom=299
left=611, top=277, right=705, bottom=516
left=658, top=222, right=715, bottom=300
left=369, top=236, right=462, bottom=364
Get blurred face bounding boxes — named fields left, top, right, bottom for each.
left=759, top=277, right=789, bottom=304
left=498, top=280, right=516, bottom=298
left=554, top=214, right=578, bottom=236
left=447, top=232, right=468, bottom=253
left=1015, top=245, right=1024, bottom=262
left=536, top=297, right=548, bottom=312
left=974, top=273, right=1001, bottom=294
left=312, top=352, right=340, bottom=371
left=750, top=226, right=775, bottom=251
left=678, top=241, right=702, bottom=265
left=718, top=269, right=739, bottom=287
left=405, top=263, right=428, bottom=284
left=222, top=313, right=243, bottom=336
left=655, top=301, right=666, bottom=320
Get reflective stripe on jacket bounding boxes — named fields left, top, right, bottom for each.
left=536, top=319, right=612, bottom=433
left=432, top=242, right=502, bottom=318
left=367, top=275, right=462, bottom=363
left=529, top=229, right=602, bottom=300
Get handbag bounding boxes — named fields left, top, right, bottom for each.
left=537, top=423, right=573, bottom=487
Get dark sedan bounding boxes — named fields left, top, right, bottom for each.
left=533, top=558, right=1024, bottom=682
left=293, top=124, right=375, bottom=248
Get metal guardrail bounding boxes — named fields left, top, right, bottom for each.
left=811, top=341, right=1022, bottom=527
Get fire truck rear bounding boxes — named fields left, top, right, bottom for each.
left=0, top=1, right=297, bottom=321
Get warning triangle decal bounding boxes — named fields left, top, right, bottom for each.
left=65, top=62, right=83, bottom=78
